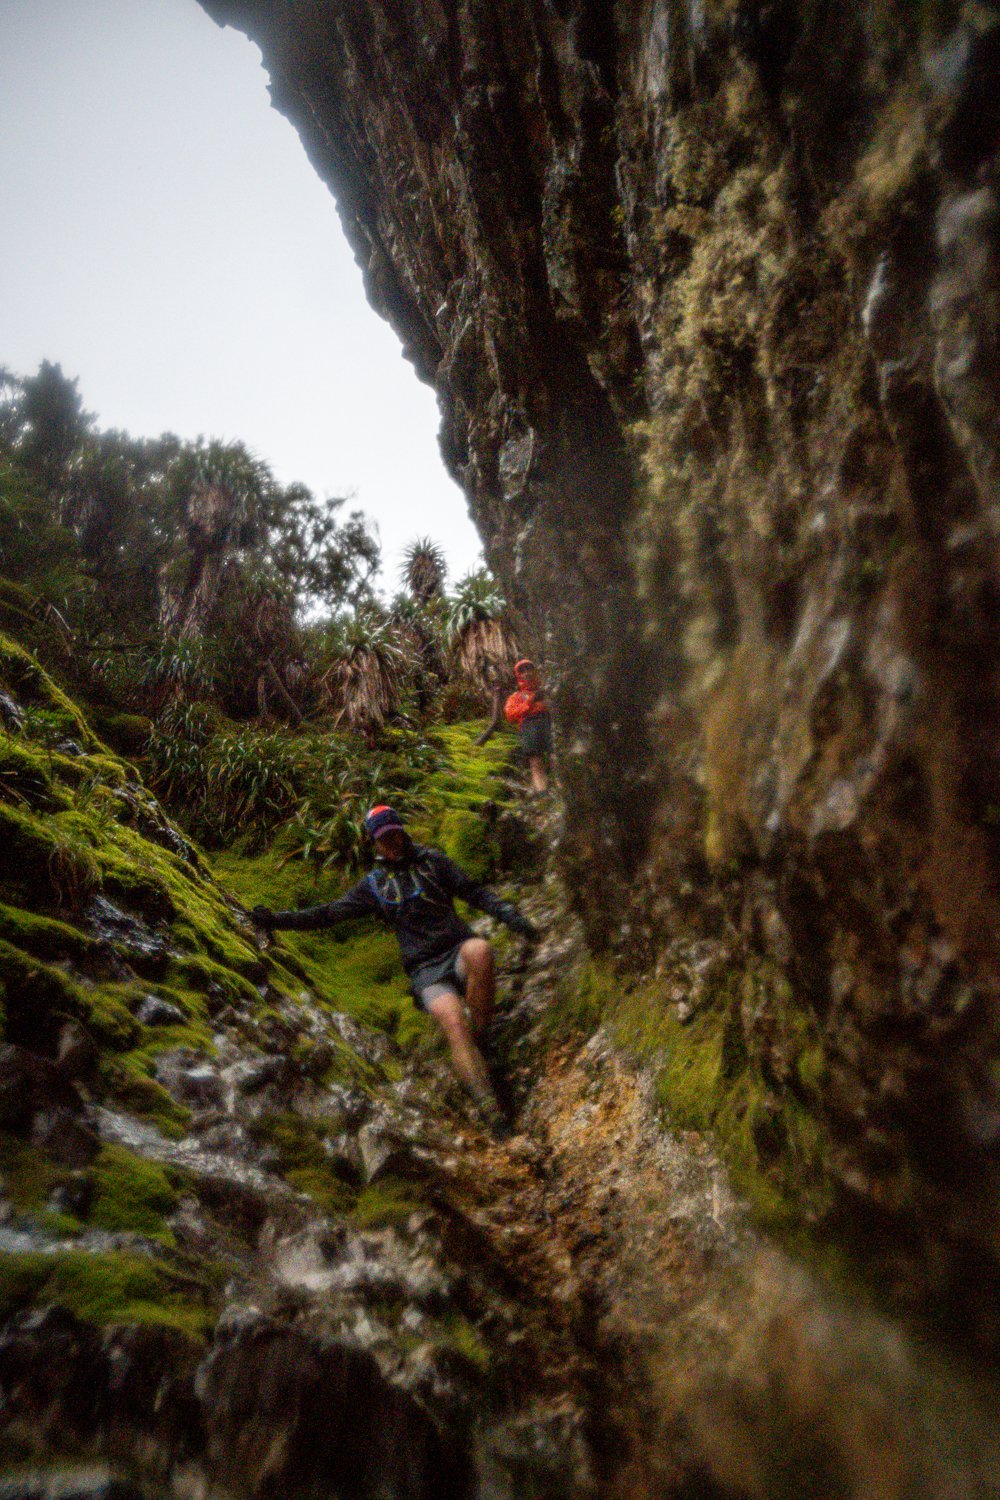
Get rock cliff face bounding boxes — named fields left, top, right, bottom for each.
left=198, top=2, right=1000, bottom=1340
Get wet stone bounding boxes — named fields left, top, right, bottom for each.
left=224, top=1055, right=289, bottom=1096
left=322, top=1083, right=371, bottom=1127
left=154, top=1051, right=225, bottom=1109
left=135, top=995, right=186, bottom=1028
left=169, top=1195, right=214, bottom=1250
left=85, top=896, right=168, bottom=976
left=0, top=691, right=24, bottom=733
left=194, top=1119, right=255, bottom=1158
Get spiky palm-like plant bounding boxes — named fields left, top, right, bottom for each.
left=316, top=614, right=415, bottom=735
left=446, top=570, right=520, bottom=739
left=161, top=441, right=274, bottom=641
left=388, top=588, right=448, bottom=712
left=401, top=537, right=447, bottom=607
left=447, top=571, right=519, bottom=691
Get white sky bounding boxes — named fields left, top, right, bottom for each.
left=0, top=0, right=483, bottom=594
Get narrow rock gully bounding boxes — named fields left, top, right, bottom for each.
left=4, top=886, right=1000, bottom=1500
left=446, top=924, right=1000, bottom=1500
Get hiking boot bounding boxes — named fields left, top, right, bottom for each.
left=469, top=1083, right=510, bottom=1141
left=480, top=1100, right=512, bottom=1142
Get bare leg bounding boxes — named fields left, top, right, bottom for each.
left=427, top=991, right=495, bottom=1104
left=458, top=937, right=495, bottom=1039
left=528, top=755, right=548, bottom=793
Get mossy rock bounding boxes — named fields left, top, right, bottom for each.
left=352, top=1176, right=425, bottom=1227
left=0, top=1249, right=218, bottom=1335
left=0, top=632, right=100, bottom=751
left=438, top=808, right=500, bottom=884
left=0, top=902, right=96, bottom=966
left=88, top=707, right=152, bottom=756
left=249, top=1110, right=356, bottom=1213
left=89, top=1143, right=179, bottom=1239
left=99, top=1054, right=192, bottom=1138
left=0, top=1131, right=74, bottom=1217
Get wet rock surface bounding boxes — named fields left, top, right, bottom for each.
left=3, top=893, right=1000, bottom=1496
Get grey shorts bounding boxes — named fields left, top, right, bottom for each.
left=519, top=712, right=552, bottom=757
left=410, top=944, right=469, bottom=1011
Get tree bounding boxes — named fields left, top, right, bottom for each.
left=268, top=485, right=380, bottom=616
left=401, top=536, right=447, bottom=606
left=158, top=441, right=274, bottom=640
left=446, top=570, right=520, bottom=743
left=14, top=361, right=92, bottom=497
left=315, top=612, right=415, bottom=738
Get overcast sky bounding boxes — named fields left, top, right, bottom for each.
left=0, top=0, right=483, bottom=594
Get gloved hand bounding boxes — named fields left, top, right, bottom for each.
left=509, top=913, right=540, bottom=943
left=250, top=904, right=275, bottom=930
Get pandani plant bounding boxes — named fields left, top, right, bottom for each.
left=400, top=536, right=447, bottom=607
left=445, top=570, right=519, bottom=741
left=315, top=613, right=415, bottom=736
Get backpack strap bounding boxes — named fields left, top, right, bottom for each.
left=365, top=869, right=391, bottom=915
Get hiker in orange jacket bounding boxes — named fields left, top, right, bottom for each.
left=504, top=658, right=551, bottom=794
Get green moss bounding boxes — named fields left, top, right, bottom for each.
left=0, top=737, right=65, bottom=812
left=99, top=1055, right=191, bottom=1138
left=250, top=1110, right=357, bottom=1213
left=89, top=1143, right=179, bottom=1239
left=87, top=707, right=151, bottom=756
left=557, top=957, right=835, bottom=1241
left=432, top=1311, right=492, bottom=1375
left=0, top=902, right=96, bottom=965
left=0, top=801, right=102, bottom=908
left=285, top=1165, right=354, bottom=1214
left=0, top=934, right=153, bottom=1054
left=0, top=1132, right=71, bottom=1215
left=543, top=958, right=616, bottom=1039
left=412, top=723, right=516, bottom=847
left=0, top=633, right=99, bottom=751
left=166, top=953, right=259, bottom=1006
left=352, top=1177, right=424, bottom=1227
left=438, top=808, right=500, bottom=884
left=37, top=1209, right=84, bottom=1238
left=0, top=936, right=86, bottom=1044
left=77, top=986, right=143, bottom=1052
left=0, top=1250, right=216, bottom=1334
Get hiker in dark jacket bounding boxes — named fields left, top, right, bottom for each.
left=251, top=804, right=538, bottom=1125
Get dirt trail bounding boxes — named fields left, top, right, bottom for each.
left=442, top=947, right=1000, bottom=1500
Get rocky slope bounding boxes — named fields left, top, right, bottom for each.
left=0, top=640, right=570, bottom=1495
left=1, top=641, right=999, bottom=1496
left=197, top=0, right=1000, bottom=1344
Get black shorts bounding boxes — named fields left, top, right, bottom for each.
left=409, top=944, right=469, bottom=1012
left=519, top=712, right=552, bottom=757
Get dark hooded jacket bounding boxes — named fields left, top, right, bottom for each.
left=264, top=841, right=533, bottom=975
